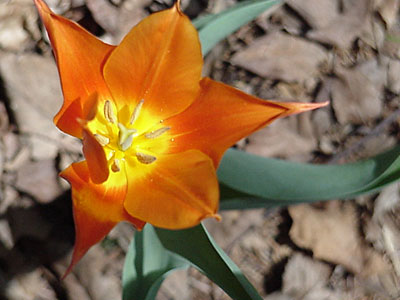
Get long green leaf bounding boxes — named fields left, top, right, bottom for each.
left=218, top=147, right=400, bottom=210
left=196, top=0, right=281, bottom=55
left=155, top=224, right=263, bottom=300
left=122, top=225, right=188, bottom=300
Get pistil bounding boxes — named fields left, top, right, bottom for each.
left=118, top=123, right=137, bottom=151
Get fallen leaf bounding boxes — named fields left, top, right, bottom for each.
left=307, top=0, right=370, bottom=49
left=282, top=253, right=331, bottom=296
left=286, top=0, right=339, bottom=30
left=289, top=202, right=367, bottom=274
left=0, top=1, right=38, bottom=51
left=376, top=0, right=400, bottom=29
left=331, top=65, right=383, bottom=124
left=232, top=31, right=327, bottom=84
left=0, top=52, right=75, bottom=160
left=245, top=116, right=317, bottom=161
left=15, top=159, right=62, bottom=203
left=5, top=270, right=56, bottom=300
left=387, top=58, right=400, bottom=94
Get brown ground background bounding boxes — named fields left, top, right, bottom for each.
left=1, top=0, right=400, bottom=299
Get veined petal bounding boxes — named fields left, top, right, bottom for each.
left=60, top=161, right=145, bottom=277
left=123, top=150, right=220, bottom=229
left=165, top=78, right=328, bottom=167
left=103, top=2, right=202, bottom=126
left=34, top=0, right=114, bottom=137
left=56, top=93, right=99, bottom=138
left=82, top=128, right=109, bottom=184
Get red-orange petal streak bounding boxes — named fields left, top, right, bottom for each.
left=103, top=2, right=202, bottom=124
left=34, top=0, right=114, bottom=137
left=82, top=128, right=109, bottom=184
left=123, top=150, right=219, bottom=229
left=60, top=161, right=145, bottom=277
left=165, top=78, right=328, bottom=167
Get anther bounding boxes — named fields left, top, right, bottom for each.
left=94, top=133, right=110, bottom=146
left=145, top=126, right=171, bottom=139
left=111, top=159, right=120, bottom=172
left=118, top=123, right=137, bottom=151
left=104, top=100, right=116, bottom=124
left=136, top=152, right=157, bottom=164
left=130, top=99, right=144, bottom=125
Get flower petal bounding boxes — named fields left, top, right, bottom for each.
left=123, top=150, right=220, bottom=229
left=60, top=161, right=145, bottom=276
left=82, top=128, right=109, bottom=184
left=165, top=78, right=328, bottom=167
left=34, top=0, right=114, bottom=137
left=103, top=2, right=202, bottom=124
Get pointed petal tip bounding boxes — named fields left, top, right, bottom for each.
left=209, top=213, right=222, bottom=222
left=282, top=100, right=329, bottom=116
left=34, top=0, right=51, bottom=13
left=174, top=0, right=183, bottom=14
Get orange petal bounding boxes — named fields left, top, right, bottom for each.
left=55, top=93, right=99, bottom=138
left=103, top=2, right=202, bottom=124
left=123, top=150, right=220, bottom=229
left=82, top=128, right=109, bottom=184
left=34, top=0, right=114, bottom=137
left=165, top=78, right=328, bottom=167
left=60, top=161, right=145, bottom=277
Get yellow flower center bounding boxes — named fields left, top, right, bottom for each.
left=87, top=99, right=171, bottom=173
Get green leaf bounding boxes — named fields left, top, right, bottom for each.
left=122, top=225, right=188, bottom=300
left=123, top=224, right=262, bottom=300
left=195, top=0, right=281, bottom=55
left=155, top=224, right=263, bottom=300
left=218, top=147, right=400, bottom=210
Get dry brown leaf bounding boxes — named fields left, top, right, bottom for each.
left=265, top=6, right=304, bottom=35
left=282, top=253, right=331, bottom=296
left=387, top=58, right=400, bottom=94
left=331, top=65, right=382, bottom=124
left=231, top=32, right=327, bottom=83
left=307, top=0, right=370, bottom=49
left=5, top=270, right=56, bottom=300
left=286, top=0, right=339, bottom=30
left=289, top=202, right=375, bottom=274
left=265, top=292, right=293, bottom=300
left=245, top=116, right=317, bottom=161
left=15, top=159, right=62, bottom=203
left=376, top=0, right=400, bottom=29
left=72, top=244, right=122, bottom=300
left=0, top=52, right=75, bottom=160
left=87, top=0, right=151, bottom=43
left=0, top=1, right=39, bottom=51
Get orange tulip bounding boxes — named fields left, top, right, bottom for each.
left=34, top=0, right=327, bottom=275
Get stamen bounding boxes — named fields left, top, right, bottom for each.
left=118, top=123, right=137, bottom=151
left=111, top=159, right=120, bottom=172
left=145, top=126, right=171, bottom=139
left=130, top=99, right=144, bottom=125
left=104, top=100, right=116, bottom=124
left=94, top=134, right=110, bottom=146
left=136, top=152, right=156, bottom=164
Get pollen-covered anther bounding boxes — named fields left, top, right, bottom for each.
left=104, top=100, right=117, bottom=124
left=136, top=152, right=156, bottom=164
left=145, top=126, right=171, bottom=139
left=94, top=133, right=110, bottom=146
left=130, top=99, right=144, bottom=125
left=111, top=159, right=120, bottom=172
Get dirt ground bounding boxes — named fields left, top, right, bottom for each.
left=1, top=0, right=400, bottom=299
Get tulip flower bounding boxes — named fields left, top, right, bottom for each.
left=34, top=0, right=327, bottom=274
